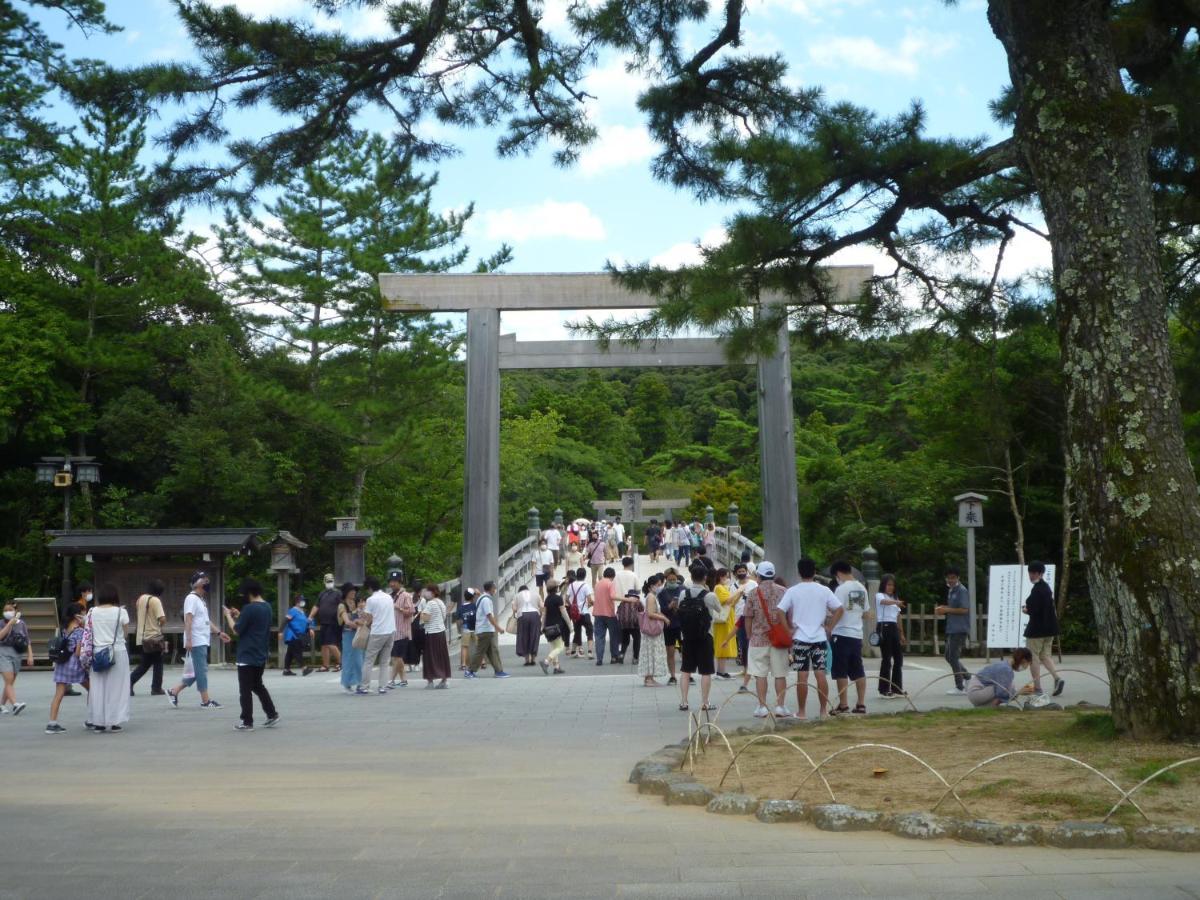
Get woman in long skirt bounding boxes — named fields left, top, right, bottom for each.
left=86, top=584, right=131, bottom=732
left=513, top=586, right=542, bottom=665
left=338, top=585, right=364, bottom=693
left=638, top=574, right=670, bottom=687
left=420, top=585, right=452, bottom=688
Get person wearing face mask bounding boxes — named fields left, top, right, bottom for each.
left=659, top=568, right=684, bottom=686
left=967, top=648, right=1037, bottom=706
left=62, top=583, right=93, bottom=697
left=166, top=572, right=231, bottom=710
left=638, top=574, right=670, bottom=687
left=0, top=601, right=33, bottom=716
left=418, top=584, right=452, bottom=688
left=46, top=603, right=88, bottom=732
left=282, top=593, right=314, bottom=677
left=338, top=584, right=365, bottom=694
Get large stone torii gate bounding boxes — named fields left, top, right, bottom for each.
left=379, top=270, right=871, bottom=591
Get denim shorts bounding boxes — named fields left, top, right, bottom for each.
left=184, top=645, right=210, bottom=692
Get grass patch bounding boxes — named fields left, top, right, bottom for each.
left=965, top=778, right=1020, bottom=799
left=1064, top=711, right=1118, bottom=742
left=1125, top=759, right=1183, bottom=786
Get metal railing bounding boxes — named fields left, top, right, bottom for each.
left=712, top=526, right=765, bottom=570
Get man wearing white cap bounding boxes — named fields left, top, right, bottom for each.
left=740, top=562, right=794, bottom=719
left=314, top=573, right=343, bottom=672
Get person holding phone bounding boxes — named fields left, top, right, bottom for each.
left=875, top=573, right=906, bottom=698
left=224, top=579, right=279, bottom=731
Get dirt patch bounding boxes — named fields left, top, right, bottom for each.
left=687, top=708, right=1200, bottom=826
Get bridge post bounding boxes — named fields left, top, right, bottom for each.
left=464, top=307, right=501, bottom=593
left=756, top=306, right=802, bottom=581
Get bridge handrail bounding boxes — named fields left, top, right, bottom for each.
left=712, top=526, right=765, bottom=570
left=441, top=534, right=540, bottom=649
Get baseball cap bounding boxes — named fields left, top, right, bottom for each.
left=190, top=571, right=209, bottom=587
left=323, top=573, right=335, bottom=587
left=757, top=561, right=775, bottom=579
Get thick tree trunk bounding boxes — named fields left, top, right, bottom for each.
left=990, top=0, right=1200, bottom=738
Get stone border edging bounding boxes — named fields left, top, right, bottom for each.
left=628, top=724, right=1200, bottom=853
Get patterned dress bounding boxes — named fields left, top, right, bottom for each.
left=53, top=628, right=86, bottom=685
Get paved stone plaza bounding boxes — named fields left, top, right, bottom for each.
left=2, top=649, right=1198, bottom=899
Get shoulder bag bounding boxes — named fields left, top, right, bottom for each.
left=139, top=595, right=165, bottom=655
left=639, top=605, right=665, bottom=638
left=352, top=618, right=370, bottom=650
left=761, top=592, right=793, bottom=650
left=90, top=607, right=123, bottom=672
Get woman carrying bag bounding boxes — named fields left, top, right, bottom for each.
left=419, top=585, right=451, bottom=688
left=83, top=584, right=130, bottom=733
left=638, top=574, right=670, bottom=687
left=537, top=581, right=569, bottom=675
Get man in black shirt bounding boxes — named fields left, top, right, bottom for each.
left=1022, top=562, right=1064, bottom=698
left=314, top=573, right=343, bottom=672
left=224, top=578, right=280, bottom=731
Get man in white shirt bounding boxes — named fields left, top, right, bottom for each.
left=536, top=540, right=555, bottom=599
left=612, top=517, right=626, bottom=555
left=829, top=560, right=869, bottom=715
left=466, top=580, right=510, bottom=678
left=776, top=558, right=842, bottom=719
left=167, top=572, right=230, bottom=709
left=542, top=526, right=562, bottom=569
left=612, top=557, right=640, bottom=663
left=566, top=568, right=594, bottom=658
left=359, top=576, right=396, bottom=695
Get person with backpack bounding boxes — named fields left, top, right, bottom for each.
left=0, top=600, right=34, bottom=716
left=45, top=602, right=88, bottom=733
left=659, top=567, right=685, bottom=685
left=567, top=568, right=594, bottom=659
left=638, top=574, right=670, bottom=687
left=677, top=562, right=723, bottom=712
left=591, top=567, right=622, bottom=666
left=129, top=579, right=167, bottom=696
left=613, top=556, right=640, bottom=664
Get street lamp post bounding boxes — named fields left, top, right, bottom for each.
left=35, top=456, right=101, bottom=610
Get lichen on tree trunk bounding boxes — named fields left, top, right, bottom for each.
left=989, top=0, right=1200, bottom=738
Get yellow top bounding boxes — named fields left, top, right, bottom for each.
left=712, top=583, right=737, bottom=659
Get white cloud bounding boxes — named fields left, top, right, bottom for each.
left=650, top=226, right=729, bottom=269
left=578, top=124, right=656, bottom=177
left=809, top=27, right=956, bottom=78
left=477, top=200, right=607, bottom=242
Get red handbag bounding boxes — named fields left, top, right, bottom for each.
left=761, top=593, right=793, bottom=649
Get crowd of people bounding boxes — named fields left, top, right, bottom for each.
left=0, top=524, right=1067, bottom=733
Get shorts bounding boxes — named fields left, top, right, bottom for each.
left=461, top=632, right=476, bottom=649
left=791, top=641, right=827, bottom=673
left=319, top=623, right=341, bottom=647
left=680, top=633, right=715, bottom=675
left=1026, top=635, right=1055, bottom=658
left=662, top=626, right=681, bottom=648
left=747, top=644, right=789, bottom=678
left=391, top=638, right=412, bottom=659
left=0, top=645, right=22, bottom=674
left=830, top=635, right=865, bottom=680
left=536, top=572, right=549, bottom=587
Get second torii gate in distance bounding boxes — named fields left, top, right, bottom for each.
left=378, top=270, right=871, bottom=592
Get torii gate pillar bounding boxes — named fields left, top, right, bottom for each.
left=464, top=308, right=501, bottom=592
left=756, top=310, right=802, bottom=578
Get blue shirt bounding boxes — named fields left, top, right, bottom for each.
left=454, top=600, right=477, bottom=632
left=284, top=607, right=309, bottom=642
left=235, top=601, right=273, bottom=667
left=945, top=584, right=970, bottom=635
left=974, top=661, right=1016, bottom=701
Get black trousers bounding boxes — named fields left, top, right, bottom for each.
left=619, top=626, right=641, bottom=661
left=237, top=665, right=278, bottom=726
left=129, top=649, right=163, bottom=692
left=283, top=639, right=306, bottom=670
left=878, top=622, right=904, bottom=695
left=572, top=614, right=594, bottom=646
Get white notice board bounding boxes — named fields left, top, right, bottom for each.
left=986, top=564, right=1056, bottom=649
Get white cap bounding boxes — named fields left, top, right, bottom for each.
left=757, top=560, right=776, bottom=579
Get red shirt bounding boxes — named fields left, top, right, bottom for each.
left=592, top=578, right=616, bottom=618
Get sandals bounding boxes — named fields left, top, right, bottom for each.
left=852, top=704, right=867, bottom=715
left=317, top=666, right=330, bottom=673
left=332, top=665, right=341, bottom=672
left=678, top=703, right=689, bottom=711
left=702, top=703, right=718, bottom=711
left=829, top=705, right=850, bottom=717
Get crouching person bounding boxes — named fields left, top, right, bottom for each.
left=967, top=648, right=1035, bottom=707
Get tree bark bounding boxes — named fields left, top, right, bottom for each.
left=990, top=0, right=1200, bottom=738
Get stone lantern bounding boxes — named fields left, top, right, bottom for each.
left=269, top=531, right=307, bottom=666
left=325, top=516, right=373, bottom=587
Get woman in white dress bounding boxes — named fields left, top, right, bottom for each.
left=86, top=583, right=130, bottom=732
left=637, top=574, right=670, bottom=687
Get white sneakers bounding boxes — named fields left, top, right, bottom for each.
left=945, top=687, right=966, bottom=695
left=774, top=706, right=793, bottom=718
left=753, top=705, right=769, bottom=718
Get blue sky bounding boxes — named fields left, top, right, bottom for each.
left=39, top=0, right=1048, bottom=338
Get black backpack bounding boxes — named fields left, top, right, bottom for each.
left=677, top=587, right=712, bottom=640
left=48, top=633, right=71, bottom=663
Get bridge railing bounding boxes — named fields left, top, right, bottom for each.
left=439, top=534, right=540, bottom=648
left=712, top=526, right=765, bottom=571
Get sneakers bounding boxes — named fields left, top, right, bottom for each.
left=539, top=661, right=550, bottom=674
left=282, top=670, right=297, bottom=676
left=354, top=687, right=371, bottom=695
left=301, top=666, right=313, bottom=676
left=1053, top=677, right=1066, bottom=697
left=667, top=676, right=677, bottom=685
left=45, top=723, right=66, bottom=734
left=263, top=716, right=280, bottom=728
left=387, top=680, right=399, bottom=688
left=167, top=691, right=179, bottom=708
left=110, top=725, right=122, bottom=733
left=715, top=672, right=733, bottom=680
left=494, top=672, right=511, bottom=679
left=234, top=722, right=254, bottom=731
left=753, top=705, right=770, bottom=718
left=200, top=700, right=222, bottom=709
left=463, top=671, right=477, bottom=679
left=11, top=702, right=25, bottom=716
left=378, top=688, right=387, bottom=695
left=774, top=706, right=793, bottom=718
left=737, top=685, right=751, bottom=694
left=342, top=686, right=356, bottom=695
left=945, top=687, right=966, bottom=695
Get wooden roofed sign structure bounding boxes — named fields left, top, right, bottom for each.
left=378, top=270, right=872, bottom=590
